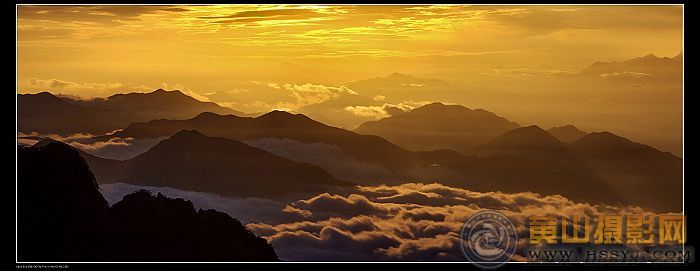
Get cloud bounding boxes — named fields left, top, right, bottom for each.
left=99, top=183, right=302, bottom=225
left=99, top=181, right=669, bottom=261
left=197, top=7, right=336, bottom=26
left=248, top=183, right=666, bottom=261
left=268, top=82, right=281, bottom=89
left=70, top=137, right=166, bottom=160
left=18, top=132, right=165, bottom=160
left=599, top=71, right=652, bottom=79
left=344, top=103, right=415, bottom=119
left=268, top=82, right=359, bottom=110
left=200, top=8, right=315, bottom=20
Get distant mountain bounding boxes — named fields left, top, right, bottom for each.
left=410, top=148, right=620, bottom=205
left=94, top=130, right=351, bottom=197
left=547, top=125, right=588, bottom=143
left=18, top=92, right=132, bottom=135
left=354, top=102, right=520, bottom=152
left=18, top=89, right=248, bottom=135
left=577, top=53, right=682, bottom=79
left=66, top=88, right=247, bottom=119
left=18, top=140, right=278, bottom=261
left=98, top=111, right=680, bottom=211
left=471, top=125, right=575, bottom=161
left=457, top=128, right=682, bottom=211
left=110, top=111, right=415, bottom=170
left=571, top=132, right=682, bottom=211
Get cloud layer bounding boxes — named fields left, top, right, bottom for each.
left=100, top=182, right=667, bottom=261
left=18, top=132, right=165, bottom=160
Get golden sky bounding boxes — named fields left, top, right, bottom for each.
left=17, top=5, right=683, bottom=154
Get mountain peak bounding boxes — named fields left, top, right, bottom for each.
left=387, top=72, right=408, bottom=78
left=32, top=138, right=62, bottom=149
left=20, top=91, right=62, bottom=102
left=257, top=110, right=311, bottom=122
left=507, top=125, right=552, bottom=138
left=33, top=91, right=57, bottom=97
left=124, top=125, right=347, bottom=198
left=473, top=125, right=571, bottom=159
left=413, top=102, right=471, bottom=112
left=426, top=101, right=446, bottom=106
left=170, top=129, right=206, bottom=139
left=547, top=125, right=587, bottom=143
left=354, top=102, right=519, bottom=152
left=521, top=124, right=546, bottom=131
left=151, top=88, right=185, bottom=95
left=575, top=131, right=628, bottom=145
left=485, top=125, right=561, bottom=147
left=193, top=111, right=225, bottom=120
left=107, top=88, right=186, bottom=99
left=259, top=110, right=292, bottom=119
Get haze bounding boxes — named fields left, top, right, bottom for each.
left=17, top=5, right=683, bottom=155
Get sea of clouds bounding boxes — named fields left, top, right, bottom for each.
left=100, top=182, right=669, bottom=262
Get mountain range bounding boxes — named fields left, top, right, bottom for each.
left=354, top=102, right=520, bottom=152
left=17, top=86, right=682, bottom=211
left=45, top=130, right=352, bottom=198
left=109, top=110, right=416, bottom=170
left=18, top=89, right=247, bottom=135
left=83, top=106, right=680, bottom=211
left=577, top=52, right=682, bottom=79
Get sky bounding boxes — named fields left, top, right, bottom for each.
left=17, top=5, right=683, bottom=155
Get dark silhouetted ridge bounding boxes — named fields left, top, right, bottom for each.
left=18, top=141, right=112, bottom=261
left=258, top=109, right=297, bottom=119
left=110, top=190, right=278, bottom=261
left=18, top=141, right=279, bottom=261
left=103, top=129, right=350, bottom=197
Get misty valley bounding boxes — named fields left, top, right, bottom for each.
left=17, top=86, right=682, bottom=261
